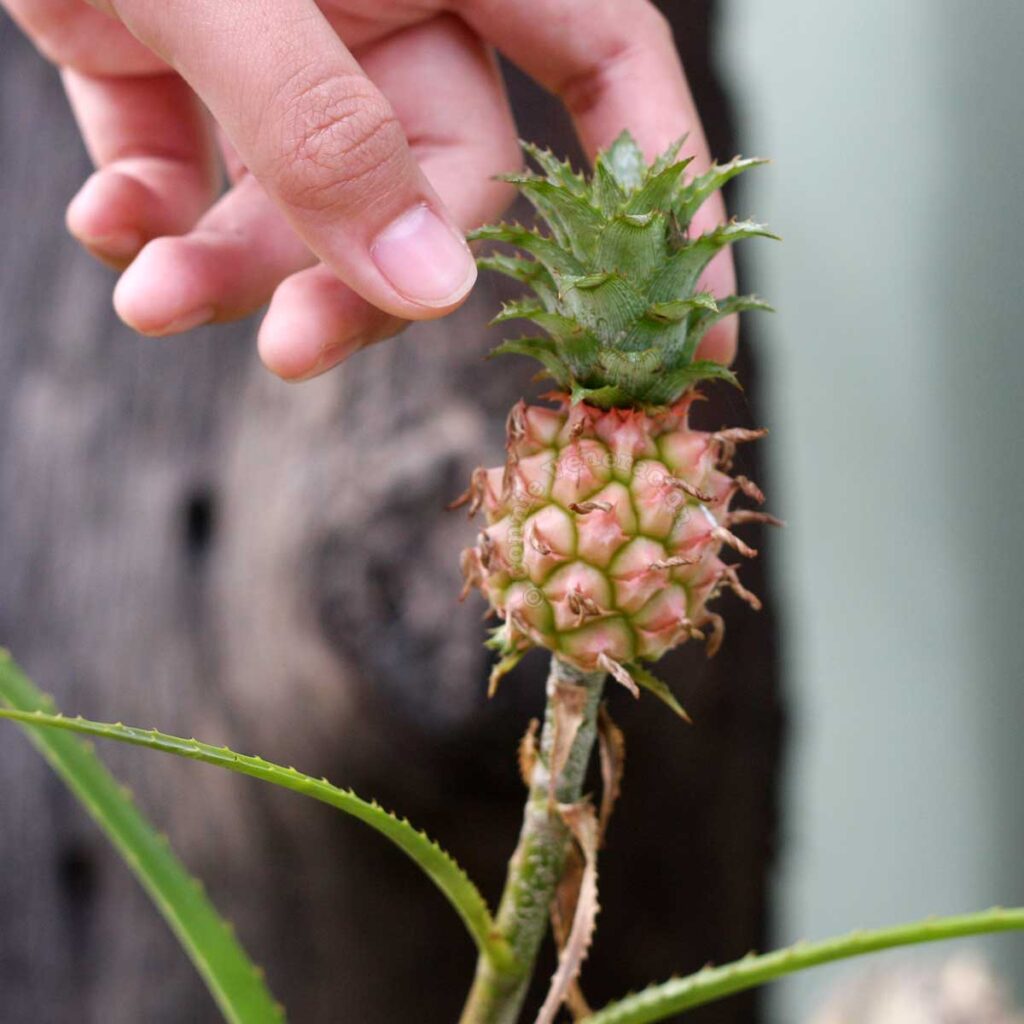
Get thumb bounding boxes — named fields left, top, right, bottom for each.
left=107, top=0, right=476, bottom=318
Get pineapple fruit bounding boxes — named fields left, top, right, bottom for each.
left=455, top=132, right=778, bottom=706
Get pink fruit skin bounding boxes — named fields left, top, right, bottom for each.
left=458, top=395, right=768, bottom=674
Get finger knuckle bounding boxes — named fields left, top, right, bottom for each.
left=557, top=38, right=637, bottom=119
left=274, top=73, right=406, bottom=216
left=555, top=4, right=669, bottom=118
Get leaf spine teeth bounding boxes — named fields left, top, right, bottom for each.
left=569, top=500, right=613, bottom=515
left=733, top=475, right=766, bottom=504
left=449, top=467, right=486, bottom=517
left=726, top=509, right=783, bottom=527
left=528, top=525, right=553, bottom=557
left=712, top=526, right=758, bottom=558
left=715, top=427, right=768, bottom=445
left=719, top=565, right=763, bottom=611
left=667, top=477, right=712, bottom=503
left=567, top=586, right=604, bottom=625
left=649, top=555, right=697, bottom=570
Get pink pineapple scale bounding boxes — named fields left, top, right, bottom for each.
left=460, top=395, right=765, bottom=674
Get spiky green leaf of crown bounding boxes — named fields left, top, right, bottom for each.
left=470, top=132, right=777, bottom=409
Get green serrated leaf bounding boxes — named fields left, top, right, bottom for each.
left=556, top=271, right=648, bottom=343
left=491, top=298, right=546, bottom=324
left=586, top=907, right=1024, bottom=1024
left=646, top=293, right=720, bottom=322
left=0, top=651, right=285, bottom=1024
left=493, top=330, right=602, bottom=387
left=616, top=314, right=685, bottom=359
left=492, top=301, right=598, bottom=357
left=649, top=220, right=779, bottom=304
left=596, top=212, right=669, bottom=285
left=599, top=347, right=663, bottom=378
left=683, top=294, right=774, bottom=361
left=645, top=360, right=739, bottom=405
left=648, top=134, right=689, bottom=176
left=664, top=359, right=740, bottom=391
left=675, top=156, right=769, bottom=227
left=0, top=686, right=515, bottom=975
left=592, top=161, right=627, bottom=215
left=569, top=382, right=628, bottom=408
left=475, top=253, right=559, bottom=311
left=592, top=349, right=667, bottom=405
left=559, top=334, right=605, bottom=383
left=629, top=664, right=691, bottom=723
left=491, top=298, right=580, bottom=337
left=490, top=337, right=570, bottom=386
left=623, top=157, right=693, bottom=216
left=599, top=130, right=646, bottom=193
left=521, top=141, right=587, bottom=196
left=471, top=223, right=585, bottom=279
left=564, top=272, right=613, bottom=290
left=502, top=177, right=605, bottom=258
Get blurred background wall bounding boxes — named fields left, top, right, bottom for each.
left=721, top=0, right=1024, bottom=1019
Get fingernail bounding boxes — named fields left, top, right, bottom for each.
left=151, top=306, right=215, bottom=336
left=370, top=204, right=476, bottom=308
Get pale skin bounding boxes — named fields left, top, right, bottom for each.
left=3, top=0, right=738, bottom=381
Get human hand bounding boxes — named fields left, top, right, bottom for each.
left=4, top=0, right=738, bottom=379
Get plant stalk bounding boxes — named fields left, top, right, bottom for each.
left=459, top=655, right=606, bottom=1024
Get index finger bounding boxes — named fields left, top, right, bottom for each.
left=102, top=0, right=477, bottom=319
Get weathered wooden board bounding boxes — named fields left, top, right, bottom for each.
left=0, top=8, right=783, bottom=1022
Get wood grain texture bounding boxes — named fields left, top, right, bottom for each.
left=0, top=7, right=784, bottom=1022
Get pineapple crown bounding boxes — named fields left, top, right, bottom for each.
left=470, top=131, right=777, bottom=409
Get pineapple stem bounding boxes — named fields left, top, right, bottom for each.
left=459, top=655, right=606, bottom=1024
